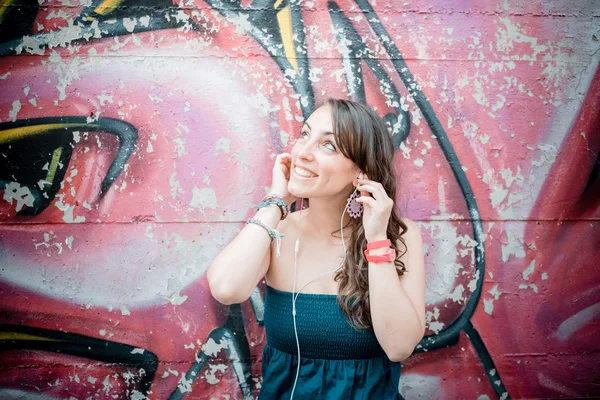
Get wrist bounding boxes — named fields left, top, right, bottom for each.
left=254, top=203, right=284, bottom=220
left=257, top=192, right=289, bottom=220
left=367, top=247, right=390, bottom=255
left=363, top=237, right=396, bottom=263
left=366, top=234, right=388, bottom=243
left=269, top=191, right=293, bottom=206
left=365, top=235, right=391, bottom=256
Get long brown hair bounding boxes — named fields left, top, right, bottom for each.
left=323, top=98, right=408, bottom=330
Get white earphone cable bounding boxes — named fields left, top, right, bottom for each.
left=289, top=187, right=358, bottom=399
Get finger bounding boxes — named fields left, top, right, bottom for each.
left=357, top=182, right=388, bottom=200
left=357, top=185, right=369, bottom=198
left=277, top=153, right=291, bottom=168
left=357, top=184, right=377, bottom=197
left=358, top=184, right=388, bottom=201
left=355, top=196, right=376, bottom=208
left=357, top=177, right=383, bottom=188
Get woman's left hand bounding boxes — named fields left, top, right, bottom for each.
left=355, top=174, right=394, bottom=242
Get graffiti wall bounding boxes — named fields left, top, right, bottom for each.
left=1, top=0, right=599, bottom=398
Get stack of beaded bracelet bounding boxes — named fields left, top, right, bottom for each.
left=254, top=192, right=289, bottom=220
left=246, top=193, right=289, bottom=258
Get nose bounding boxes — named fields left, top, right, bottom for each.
left=296, top=137, right=316, bottom=162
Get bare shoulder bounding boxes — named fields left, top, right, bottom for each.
left=398, top=217, right=424, bottom=254
left=400, top=217, right=421, bottom=236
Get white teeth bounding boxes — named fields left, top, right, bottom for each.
left=295, top=167, right=317, bottom=178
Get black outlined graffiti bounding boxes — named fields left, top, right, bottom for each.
left=0, top=117, right=138, bottom=215
left=328, top=2, right=410, bottom=149
left=168, top=295, right=263, bottom=400
left=0, top=0, right=511, bottom=398
left=0, top=324, right=158, bottom=395
left=0, top=0, right=183, bottom=57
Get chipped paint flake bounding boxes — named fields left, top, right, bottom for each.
left=425, top=306, right=444, bottom=334
left=123, top=17, right=137, bottom=33
left=177, top=375, right=193, bottom=393
left=279, top=130, right=290, bottom=147
left=490, top=187, right=508, bottom=208
left=484, top=298, right=494, bottom=315
left=467, top=269, right=480, bottom=292
left=501, top=229, right=526, bottom=262
left=3, top=182, right=35, bottom=212
left=487, top=284, right=503, bottom=300
left=170, top=172, right=183, bottom=199
left=215, top=137, right=232, bottom=155
left=101, top=376, right=113, bottom=394
left=522, top=260, right=535, bottom=280
left=190, top=186, right=218, bottom=214
left=54, top=194, right=85, bottom=223
left=205, top=364, right=228, bottom=385
left=130, top=390, right=150, bottom=400
left=9, top=100, right=21, bottom=121
left=120, top=305, right=131, bottom=316
left=448, top=284, right=465, bottom=304
left=202, top=337, right=228, bottom=357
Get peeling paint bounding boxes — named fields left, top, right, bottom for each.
left=484, top=298, right=494, bottom=315
left=522, top=260, right=535, bottom=280
left=205, top=364, right=228, bottom=385
left=3, top=182, right=34, bottom=212
left=190, top=186, right=218, bottom=214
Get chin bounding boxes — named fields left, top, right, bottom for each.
left=288, top=181, right=311, bottom=200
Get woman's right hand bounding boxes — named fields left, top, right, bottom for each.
left=271, top=152, right=297, bottom=205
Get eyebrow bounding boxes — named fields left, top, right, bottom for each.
left=303, top=122, right=334, bottom=136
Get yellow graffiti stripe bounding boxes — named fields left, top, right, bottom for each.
left=85, top=0, right=123, bottom=20
left=0, top=123, right=98, bottom=144
left=0, top=0, right=15, bottom=25
left=275, top=3, right=299, bottom=73
left=0, top=332, right=62, bottom=342
left=45, top=147, right=63, bottom=185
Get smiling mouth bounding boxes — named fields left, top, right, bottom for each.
left=294, top=166, right=318, bottom=178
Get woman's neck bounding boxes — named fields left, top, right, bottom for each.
left=299, top=194, right=354, bottom=244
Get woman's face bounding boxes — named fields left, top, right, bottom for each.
left=288, top=104, right=360, bottom=199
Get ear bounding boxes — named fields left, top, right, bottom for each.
left=352, top=171, right=365, bottom=187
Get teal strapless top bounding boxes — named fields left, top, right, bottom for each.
left=259, top=285, right=404, bottom=399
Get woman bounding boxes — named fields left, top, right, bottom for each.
left=207, top=98, right=426, bottom=399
